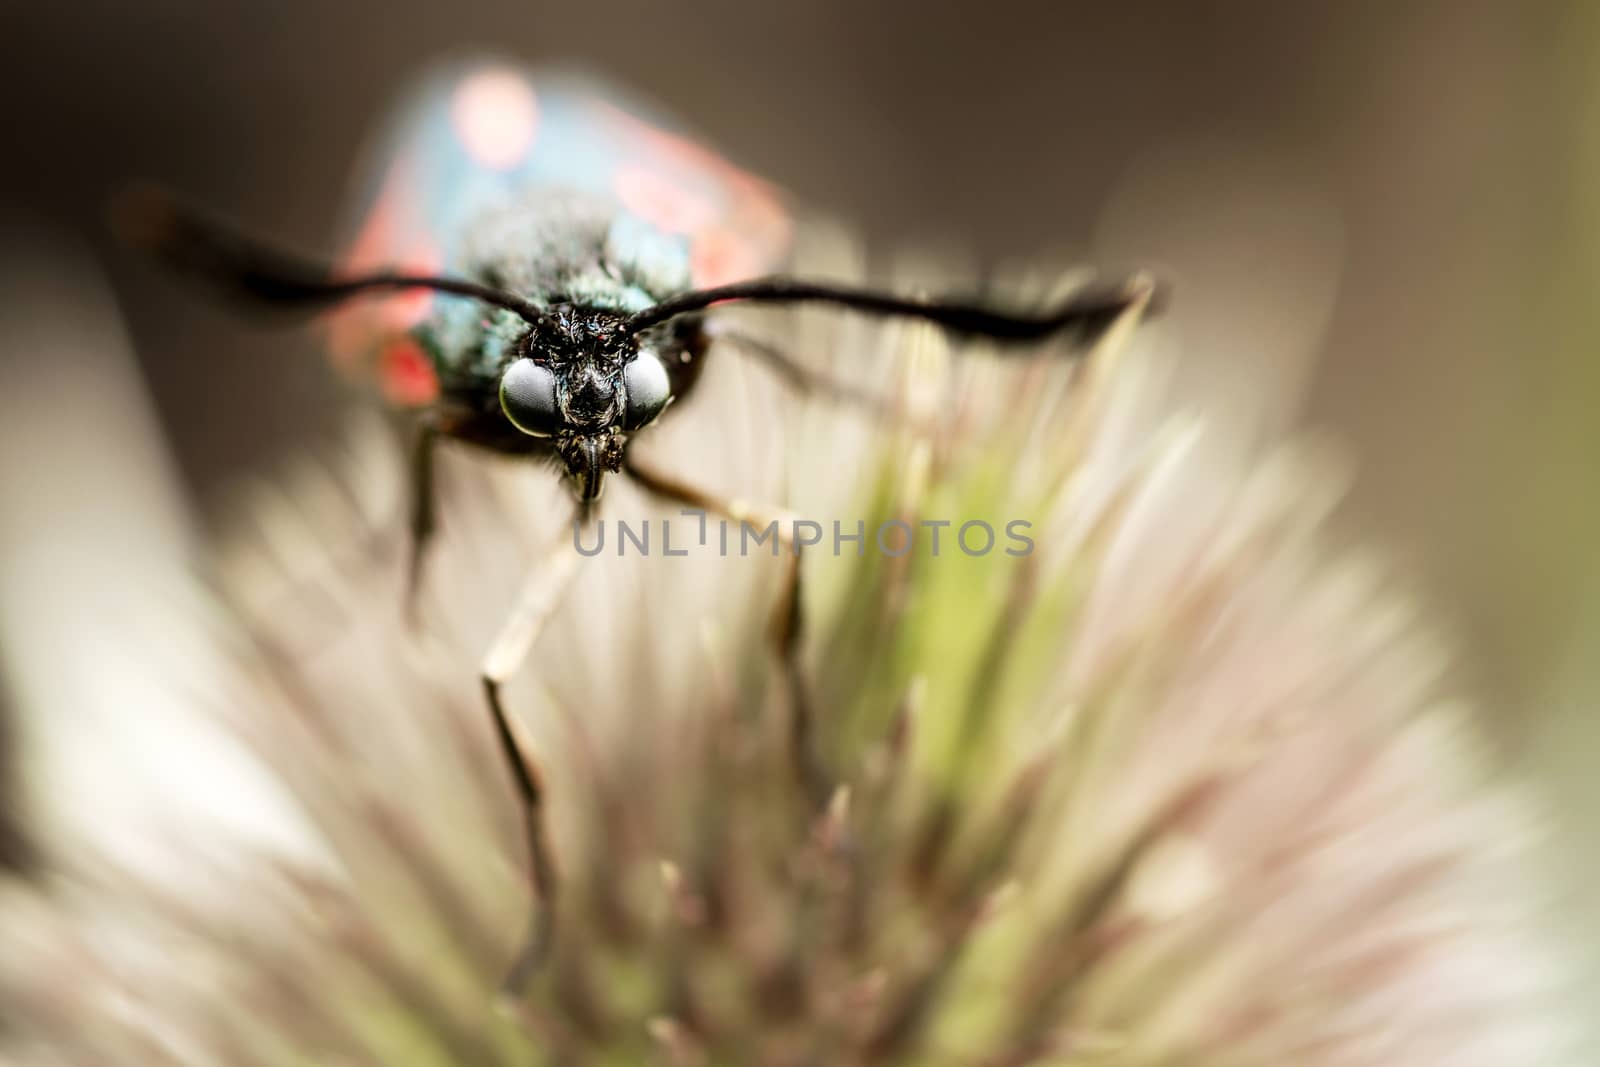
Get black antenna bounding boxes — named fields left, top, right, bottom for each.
left=110, top=186, right=547, bottom=324
left=626, top=275, right=1162, bottom=340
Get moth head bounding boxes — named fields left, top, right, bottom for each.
left=499, top=309, right=674, bottom=436
left=498, top=306, right=675, bottom=500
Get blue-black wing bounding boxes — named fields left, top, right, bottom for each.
left=324, top=60, right=791, bottom=407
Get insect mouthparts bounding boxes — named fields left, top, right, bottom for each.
left=558, top=430, right=625, bottom=502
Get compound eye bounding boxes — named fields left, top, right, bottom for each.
left=500, top=358, right=560, bottom=436
left=622, top=352, right=671, bottom=430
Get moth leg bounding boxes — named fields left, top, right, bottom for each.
left=708, top=326, right=899, bottom=421
left=481, top=518, right=586, bottom=998
left=623, top=457, right=827, bottom=806
left=403, top=418, right=439, bottom=624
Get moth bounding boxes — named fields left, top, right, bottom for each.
left=117, top=60, right=1161, bottom=995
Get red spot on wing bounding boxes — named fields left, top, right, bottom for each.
left=613, top=163, right=716, bottom=236
left=692, top=226, right=769, bottom=288
left=379, top=338, right=440, bottom=407
left=450, top=67, right=540, bottom=171
left=590, top=100, right=792, bottom=277
left=326, top=159, right=440, bottom=391
left=592, top=101, right=763, bottom=192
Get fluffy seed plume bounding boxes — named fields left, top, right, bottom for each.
left=0, top=232, right=1576, bottom=1067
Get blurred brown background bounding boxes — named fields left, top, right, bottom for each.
left=0, top=1, right=1594, bottom=815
